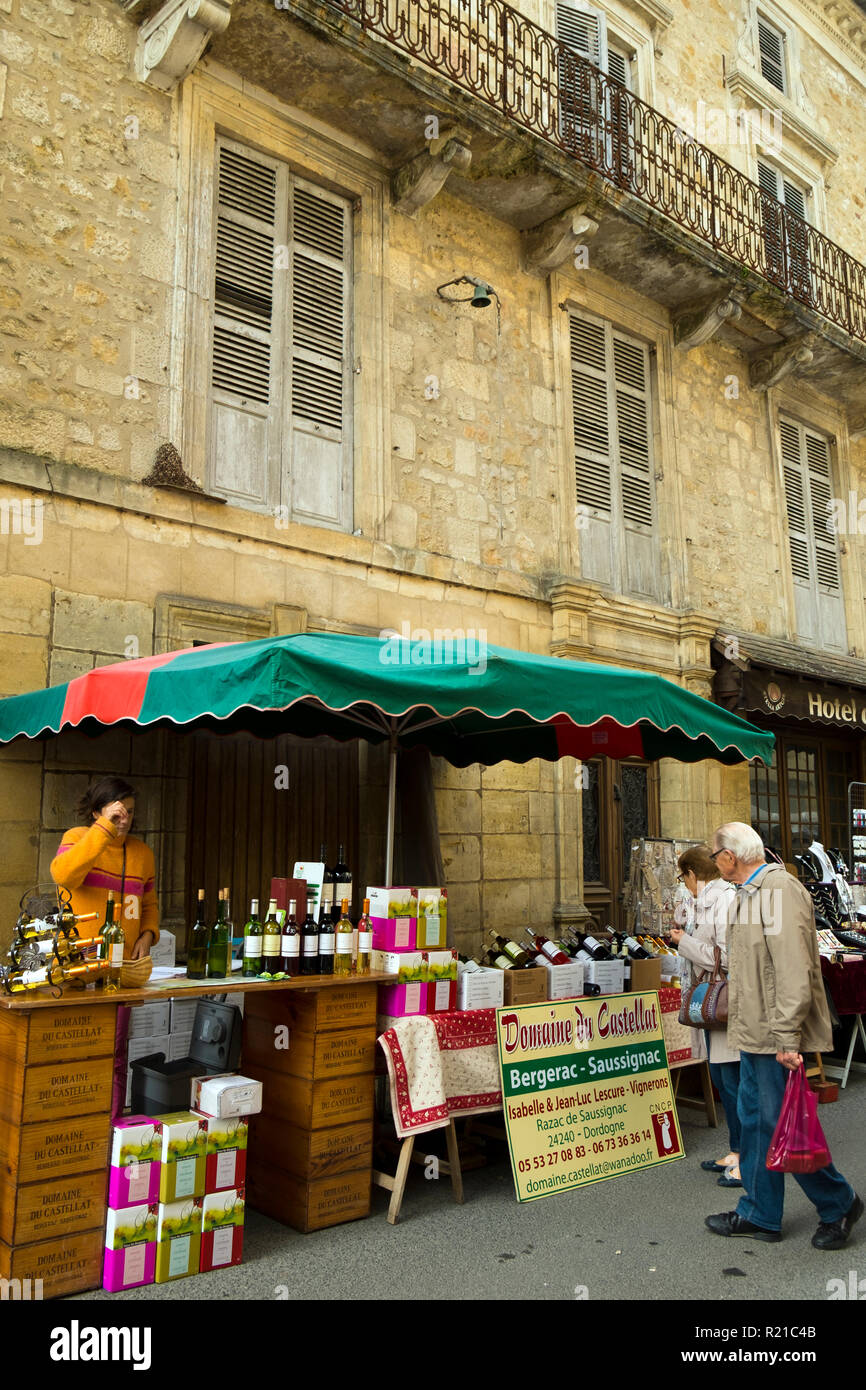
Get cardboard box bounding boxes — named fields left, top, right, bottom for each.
left=200, top=1187, right=245, bottom=1272
left=544, top=960, right=585, bottom=1001
left=502, top=969, right=549, bottom=1005
left=170, top=999, right=200, bottom=1035
left=415, top=888, right=447, bottom=949
left=270, top=877, right=308, bottom=916
left=126, top=1035, right=169, bottom=1108
left=107, top=1117, right=163, bottom=1209
left=103, top=1202, right=157, bottom=1292
left=157, top=1112, right=208, bottom=1203
left=168, top=1031, right=193, bottom=1062
left=457, top=966, right=505, bottom=1011
left=626, top=958, right=662, bottom=993
left=155, top=1197, right=202, bottom=1283
left=581, top=959, right=626, bottom=994
left=128, top=1002, right=171, bottom=1038
left=377, top=980, right=427, bottom=1019
left=367, top=887, right=419, bottom=951
left=193, top=1114, right=248, bottom=1192
left=191, top=1074, right=263, bottom=1119
left=150, top=930, right=176, bottom=968
left=371, top=949, right=425, bottom=981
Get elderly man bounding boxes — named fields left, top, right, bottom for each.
left=704, top=821, right=861, bottom=1248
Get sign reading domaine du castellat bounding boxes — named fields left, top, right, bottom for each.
left=496, top=993, right=683, bottom=1202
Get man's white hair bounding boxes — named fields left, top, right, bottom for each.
left=714, top=821, right=765, bottom=863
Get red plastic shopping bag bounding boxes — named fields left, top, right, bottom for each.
left=766, top=1064, right=832, bottom=1174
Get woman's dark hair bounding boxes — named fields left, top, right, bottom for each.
left=76, top=777, right=137, bottom=824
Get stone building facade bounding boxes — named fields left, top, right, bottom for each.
left=2, top=0, right=866, bottom=953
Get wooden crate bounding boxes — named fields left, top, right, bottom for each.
left=0, top=1227, right=104, bottom=1300
left=242, top=1015, right=376, bottom=1079
left=244, top=984, right=376, bottom=1034
left=0, top=1168, right=106, bottom=1246
left=247, top=1157, right=370, bottom=1232
left=0, top=1056, right=115, bottom=1126
left=248, top=1113, right=372, bottom=1180
left=241, top=1063, right=374, bottom=1129
left=0, top=1113, right=111, bottom=1185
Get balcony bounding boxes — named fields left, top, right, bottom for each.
left=201, top=0, right=866, bottom=403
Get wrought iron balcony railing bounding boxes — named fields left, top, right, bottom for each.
left=306, top=0, right=866, bottom=345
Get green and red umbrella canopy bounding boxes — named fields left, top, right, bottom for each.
left=0, top=630, right=773, bottom=767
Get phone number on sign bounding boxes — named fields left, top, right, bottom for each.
left=518, top=1131, right=647, bottom=1171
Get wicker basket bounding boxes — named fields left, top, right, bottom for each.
left=120, top=955, right=153, bottom=989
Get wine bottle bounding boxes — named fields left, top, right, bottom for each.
left=320, top=842, right=335, bottom=917
left=334, top=897, right=354, bottom=976
left=301, top=890, right=320, bottom=976
left=621, top=933, right=651, bottom=960
left=318, top=895, right=336, bottom=976
left=187, top=889, right=209, bottom=979
left=356, top=897, right=372, bottom=976
left=242, top=899, right=262, bottom=977
left=334, top=843, right=352, bottom=914
left=580, top=935, right=614, bottom=962
left=207, top=891, right=230, bottom=979
left=281, top=899, right=300, bottom=977
left=99, top=891, right=124, bottom=992
left=261, top=899, right=282, bottom=974
left=222, top=887, right=239, bottom=960
left=525, top=929, right=570, bottom=965
left=487, top=930, right=529, bottom=968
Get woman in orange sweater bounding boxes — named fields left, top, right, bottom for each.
left=51, top=776, right=160, bottom=960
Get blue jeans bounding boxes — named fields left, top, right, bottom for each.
left=709, top=1060, right=741, bottom=1153
left=735, top=1051, right=854, bottom=1232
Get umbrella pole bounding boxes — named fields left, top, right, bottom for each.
left=385, top=736, right=398, bottom=889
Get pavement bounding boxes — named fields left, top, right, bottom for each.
left=73, top=1067, right=866, bottom=1304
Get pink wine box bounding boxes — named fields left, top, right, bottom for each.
left=102, top=1202, right=157, bottom=1292
left=367, top=887, right=419, bottom=951
left=200, top=1187, right=245, bottom=1272
left=107, top=1116, right=163, bottom=1209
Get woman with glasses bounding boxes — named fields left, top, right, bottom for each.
left=670, top=845, right=740, bottom=1187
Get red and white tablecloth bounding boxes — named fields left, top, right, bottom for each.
left=378, top=1010, right=502, bottom=1139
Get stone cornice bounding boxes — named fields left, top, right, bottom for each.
left=133, top=0, right=235, bottom=91
left=617, top=0, right=675, bottom=56
left=724, top=57, right=839, bottom=170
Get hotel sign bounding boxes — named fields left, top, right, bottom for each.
left=741, top=670, right=866, bottom=729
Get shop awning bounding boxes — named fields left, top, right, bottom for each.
left=712, top=631, right=866, bottom=732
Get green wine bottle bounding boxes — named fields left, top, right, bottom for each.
left=187, top=889, right=209, bottom=979
left=207, top=890, right=230, bottom=979
left=242, top=898, right=262, bottom=977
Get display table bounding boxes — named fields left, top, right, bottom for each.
left=821, top=957, right=866, bottom=1088
left=0, top=971, right=389, bottom=1297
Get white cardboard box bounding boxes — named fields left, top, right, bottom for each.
left=170, top=999, right=200, bottom=1035
left=581, top=959, right=625, bottom=994
left=191, top=1074, right=262, bottom=1119
left=169, top=1032, right=193, bottom=1061
left=545, top=960, right=585, bottom=1001
left=150, top=930, right=176, bottom=968
left=457, top=967, right=504, bottom=1011
left=128, top=1002, right=171, bottom=1039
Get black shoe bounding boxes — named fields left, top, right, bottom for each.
left=701, top=1160, right=728, bottom=1173
left=812, top=1193, right=864, bottom=1251
left=717, top=1172, right=743, bottom=1188
left=705, top=1211, right=781, bottom=1242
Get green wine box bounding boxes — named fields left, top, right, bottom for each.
left=157, top=1112, right=207, bottom=1203
left=155, top=1197, right=202, bottom=1283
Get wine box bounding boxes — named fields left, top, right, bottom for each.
left=155, top=1197, right=202, bottom=1283
left=127, top=1002, right=171, bottom=1039
left=626, top=959, right=662, bottom=993
left=580, top=959, right=626, bottom=994
left=415, top=889, right=447, bottom=948
left=377, top=980, right=428, bottom=1018
left=192, top=1113, right=248, bottom=1192
left=270, top=877, right=308, bottom=916
left=200, top=1187, right=245, bottom=1271
left=169, top=1031, right=194, bottom=1061
left=107, top=1116, right=163, bottom=1209
left=102, top=1202, right=157, bottom=1292
left=157, top=1113, right=207, bottom=1203
left=543, top=960, right=585, bottom=1001
left=169, top=999, right=200, bottom=1034
left=191, top=1073, right=263, bottom=1119
left=0, top=1167, right=107, bottom=1246
left=457, top=966, right=505, bottom=1011
left=502, top=970, right=548, bottom=1005
left=367, top=887, right=419, bottom=951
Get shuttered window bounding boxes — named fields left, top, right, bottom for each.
left=570, top=310, right=660, bottom=599
left=779, top=417, right=846, bottom=651
left=556, top=1, right=606, bottom=166
left=757, top=15, right=787, bottom=94
left=757, top=159, right=811, bottom=298
left=208, top=138, right=353, bottom=529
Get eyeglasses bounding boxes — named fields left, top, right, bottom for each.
left=676, top=873, right=685, bottom=882
left=709, top=848, right=729, bottom=860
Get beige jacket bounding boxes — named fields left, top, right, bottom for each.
left=675, top=878, right=739, bottom=1065
left=725, top=864, right=832, bottom=1055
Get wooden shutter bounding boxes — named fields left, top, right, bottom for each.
left=757, top=159, right=785, bottom=286
left=780, top=418, right=846, bottom=651
left=781, top=176, right=811, bottom=297
left=607, top=48, right=628, bottom=87
left=287, top=178, right=353, bottom=530
left=556, top=1, right=607, bottom=166
left=209, top=141, right=286, bottom=509
left=571, top=312, right=659, bottom=598
left=757, top=16, right=786, bottom=93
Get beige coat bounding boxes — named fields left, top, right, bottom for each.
left=675, top=878, right=739, bottom=1065
left=725, top=864, right=832, bottom=1055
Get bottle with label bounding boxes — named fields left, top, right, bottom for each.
left=318, top=895, right=336, bottom=976
left=356, top=897, right=372, bottom=976
left=99, top=891, right=125, bottom=991
left=620, top=933, right=652, bottom=960
left=207, top=890, right=230, bottom=979
left=320, top=842, right=335, bottom=918
left=243, top=899, right=262, bottom=977
left=487, top=930, right=529, bottom=968
left=222, top=887, right=239, bottom=960
left=301, top=889, right=320, bottom=975
left=261, top=899, right=282, bottom=974
left=281, top=899, right=300, bottom=977
left=579, top=935, right=614, bottom=962
left=334, top=898, right=354, bottom=976
left=187, top=889, right=209, bottom=979
left=334, top=843, right=352, bottom=914
left=524, top=929, right=570, bottom=965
